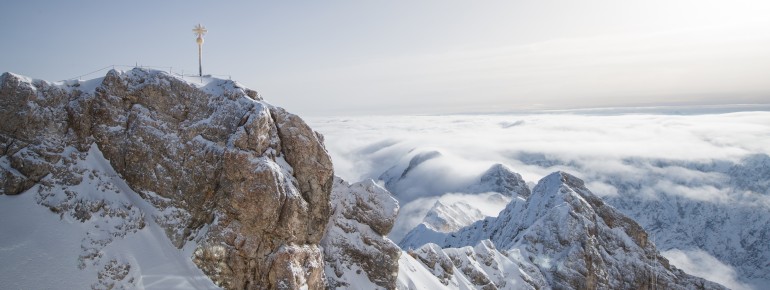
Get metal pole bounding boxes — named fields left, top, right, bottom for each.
left=198, top=42, right=202, bottom=77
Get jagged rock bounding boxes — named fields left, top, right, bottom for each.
left=321, top=177, right=401, bottom=289
left=0, top=69, right=334, bottom=289
left=467, top=163, right=530, bottom=198
left=270, top=106, right=334, bottom=242
left=0, top=73, right=71, bottom=195
left=405, top=171, right=727, bottom=290
left=405, top=240, right=545, bottom=290
left=411, top=244, right=456, bottom=285
left=422, top=200, right=485, bottom=233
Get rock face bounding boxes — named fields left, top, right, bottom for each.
left=321, top=177, right=402, bottom=289
left=0, top=69, right=333, bottom=289
left=0, top=73, right=72, bottom=195
left=403, top=171, right=727, bottom=290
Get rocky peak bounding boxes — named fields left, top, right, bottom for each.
left=468, top=163, right=531, bottom=198
left=1, top=68, right=334, bottom=289
left=406, top=171, right=727, bottom=289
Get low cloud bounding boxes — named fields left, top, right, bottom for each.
left=311, top=111, right=770, bottom=205
left=312, top=111, right=770, bottom=286
left=585, top=181, right=619, bottom=198
left=652, top=180, right=729, bottom=202
left=662, top=249, right=752, bottom=290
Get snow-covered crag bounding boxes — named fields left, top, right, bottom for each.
left=322, top=177, right=402, bottom=289
left=0, top=69, right=333, bottom=289
left=466, top=163, right=531, bottom=199
left=515, top=154, right=770, bottom=288
left=401, top=171, right=727, bottom=289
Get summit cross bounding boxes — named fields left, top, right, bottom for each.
left=193, top=24, right=207, bottom=77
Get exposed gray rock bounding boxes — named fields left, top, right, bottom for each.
left=321, top=177, right=401, bottom=289
left=406, top=171, right=728, bottom=290
left=0, top=69, right=334, bottom=290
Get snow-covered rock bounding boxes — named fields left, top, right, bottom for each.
left=404, top=171, right=727, bottom=289
left=466, top=163, right=531, bottom=198
left=404, top=240, right=545, bottom=289
left=0, top=143, right=219, bottom=290
left=0, top=69, right=333, bottom=289
left=422, top=200, right=486, bottom=233
left=321, top=177, right=401, bottom=289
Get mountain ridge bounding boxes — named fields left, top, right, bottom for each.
left=0, top=69, right=735, bottom=290
left=401, top=171, right=726, bottom=289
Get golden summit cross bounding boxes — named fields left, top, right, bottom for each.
left=193, top=24, right=207, bottom=77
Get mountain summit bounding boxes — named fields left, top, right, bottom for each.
left=0, top=69, right=333, bottom=289
left=401, top=172, right=726, bottom=289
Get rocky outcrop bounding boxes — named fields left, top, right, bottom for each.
left=407, top=240, right=546, bottom=289
left=0, top=69, right=334, bottom=289
left=0, top=73, right=71, bottom=195
left=321, top=177, right=402, bottom=289
left=404, top=171, right=727, bottom=290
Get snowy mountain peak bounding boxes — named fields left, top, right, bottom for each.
left=468, top=163, right=531, bottom=198
left=403, top=171, right=726, bottom=289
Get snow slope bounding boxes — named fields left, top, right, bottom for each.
left=0, top=144, right=218, bottom=289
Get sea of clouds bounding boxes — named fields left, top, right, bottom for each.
left=308, top=106, right=770, bottom=288
left=309, top=106, right=770, bottom=193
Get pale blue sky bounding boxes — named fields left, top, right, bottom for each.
left=2, top=0, right=769, bottom=116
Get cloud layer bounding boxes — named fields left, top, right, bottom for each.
left=662, top=249, right=752, bottom=290
left=310, top=109, right=770, bottom=199
left=309, top=109, right=770, bottom=287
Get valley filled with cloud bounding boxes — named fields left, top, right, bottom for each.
left=309, top=106, right=770, bottom=288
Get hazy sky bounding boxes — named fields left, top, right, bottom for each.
left=1, top=1, right=769, bottom=116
